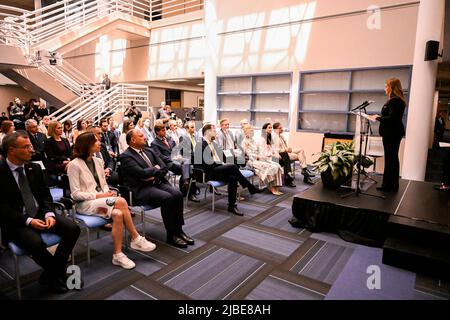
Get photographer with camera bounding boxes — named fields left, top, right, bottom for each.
left=124, top=101, right=142, bottom=125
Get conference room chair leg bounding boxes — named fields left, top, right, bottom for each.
left=141, top=207, right=146, bottom=238
left=86, top=228, right=91, bottom=266
left=212, top=187, right=215, bottom=213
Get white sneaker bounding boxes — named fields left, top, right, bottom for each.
left=112, top=252, right=136, bottom=269
left=131, top=235, right=156, bottom=252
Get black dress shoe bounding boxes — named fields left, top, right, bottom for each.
left=228, top=206, right=244, bottom=216
left=285, top=181, right=296, bottom=188
left=376, top=187, right=392, bottom=192
left=179, top=232, right=195, bottom=245
left=248, top=184, right=266, bottom=195
left=188, top=194, right=200, bottom=203
left=303, top=176, right=315, bottom=185
left=48, top=277, right=69, bottom=294
left=166, top=235, right=188, bottom=248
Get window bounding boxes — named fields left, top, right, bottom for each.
left=298, top=66, right=412, bottom=135
left=217, top=73, right=291, bottom=129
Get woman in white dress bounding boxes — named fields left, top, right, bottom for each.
left=242, top=124, right=283, bottom=195
left=67, top=132, right=156, bottom=270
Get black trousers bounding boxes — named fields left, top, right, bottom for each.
left=382, top=135, right=402, bottom=190
left=10, top=215, right=80, bottom=277
left=278, top=151, right=293, bottom=181
left=208, top=164, right=252, bottom=207
left=442, top=150, right=450, bottom=185
left=137, top=182, right=184, bottom=235
left=168, top=162, right=196, bottom=196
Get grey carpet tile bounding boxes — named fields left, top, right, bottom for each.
left=310, top=232, right=358, bottom=249
left=211, top=198, right=270, bottom=218
left=289, top=239, right=355, bottom=285
left=106, top=285, right=157, bottom=300
left=182, top=209, right=232, bottom=237
left=246, top=275, right=325, bottom=300
left=158, top=246, right=266, bottom=300
left=131, top=276, right=192, bottom=300
left=259, top=207, right=306, bottom=235
left=214, top=225, right=303, bottom=265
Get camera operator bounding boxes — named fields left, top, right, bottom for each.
left=124, top=101, right=142, bottom=125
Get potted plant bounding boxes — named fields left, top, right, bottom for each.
left=313, top=142, right=355, bottom=188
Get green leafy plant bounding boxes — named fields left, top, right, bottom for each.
left=314, top=142, right=355, bottom=185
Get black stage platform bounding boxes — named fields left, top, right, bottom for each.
left=291, top=175, right=450, bottom=246
left=291, top=175, right=450, bottom=275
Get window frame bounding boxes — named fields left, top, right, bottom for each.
left=297, top=65, right=413, bottom=135
left=217, top=72, right=292, bottom=130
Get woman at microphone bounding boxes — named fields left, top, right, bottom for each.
left=368, top=78, right=406, bottom=192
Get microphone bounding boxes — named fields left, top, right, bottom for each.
left=351, top=100, right=374, bottom=111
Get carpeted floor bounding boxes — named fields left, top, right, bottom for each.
left=0, top=172, right=449, bottom=300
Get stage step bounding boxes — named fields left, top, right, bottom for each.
left=386, top=215, right=450, bottom=245
left=383, top=237, right=450, bottom=277
left=383, top=215, right=450, bottom=277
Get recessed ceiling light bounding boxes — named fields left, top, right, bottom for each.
left=167, top=79, right=187, bottom=82
left=197, top=83, right=204, bottom=86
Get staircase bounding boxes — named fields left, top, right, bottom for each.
left=0, top=0, right=203, bottom=120
left=49, top=83, right=149, bottom=125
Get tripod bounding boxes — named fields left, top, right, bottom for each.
left=341, top=104, right=385, bottom=199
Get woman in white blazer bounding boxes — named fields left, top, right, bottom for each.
left=67, top=132, right=156, bottom=270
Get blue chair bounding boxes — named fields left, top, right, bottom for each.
left=188, top=168, right=254, bottom=213
left=6, top=202, right=74, bottom=300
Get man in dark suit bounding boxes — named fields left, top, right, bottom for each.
left=150, top=123, right=199, bottom=202
left=0, top=131, right=80, bottom=294
left=90, top=126, right=118, bottom=186
left=118, top=129, right=194, bottom=248
left=194, top=124, right=265, bottom=216
left=100, top=118, right=118, bottom=156
left=25, top=119, right=47, bottom=162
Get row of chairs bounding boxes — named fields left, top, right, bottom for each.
left=4, top=164, right=256, bottom=299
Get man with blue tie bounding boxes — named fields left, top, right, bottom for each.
left=0, top=131, right=80, bottom=294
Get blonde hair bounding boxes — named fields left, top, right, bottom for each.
left=47, top=120, right=61, bottom=139
left=386, top=78, right=406, bottom=103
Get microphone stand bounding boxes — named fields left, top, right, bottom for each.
left=341, top=104, right=385, bottom=199
left=360, top=105, right=377, bottom=183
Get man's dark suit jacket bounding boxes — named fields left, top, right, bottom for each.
left=193, top=138, right=226, bottom=180
left=0, top=159, right=54, bottom=241
left=100, top=131, right=119, bottom=154
left=28, top=131, right=47, bottom=161
left=118, top=147, right=168, bottom=203
left=150, top=136, right=177, bottom=164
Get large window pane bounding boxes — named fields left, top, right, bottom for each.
left=302, top=72, right=350, bottom=91
left=220, top=95, right=251, bottom=110
left=254, top=112, right=289, bottom=128
left=254, top=94, right=289, bottom=111
left=254, top=75, right=290, bottom=92
left=218, top=111, right=250, bottom=127
left=302, top=93, right=349, bottom=112
left=299, top=113, right=348, bottom=132
left=352, top=68, right=411, bottom=90
left=219, top=77, right=252, bottom=92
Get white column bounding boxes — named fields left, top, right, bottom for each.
left=203, top=0, right=218, bottom=125
left=402, top=0, right=445, bottom=181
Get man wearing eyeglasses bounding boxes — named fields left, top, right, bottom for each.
left=0, top=131, right=80, bottom=294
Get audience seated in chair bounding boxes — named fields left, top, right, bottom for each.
left=272, top=122, right=314, bottom=185
left=194, top=124, right=265, bottom=216
left=150, top=123, right=199, bottom=202
left=26, top=119, right=47, bottom=162
left=118, top=129, right=194, bottom=248
left=44, top=120, right=72, bottom=177
left=67, top=132, right=156, bottom=270
left=216, top=118, right=245, bottom=166
left=0, top=131, right=80, bottom=294
left=241, top=124, right=284, bottom=195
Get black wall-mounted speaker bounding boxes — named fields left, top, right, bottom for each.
left=425, top=40, right=440, bottom=61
